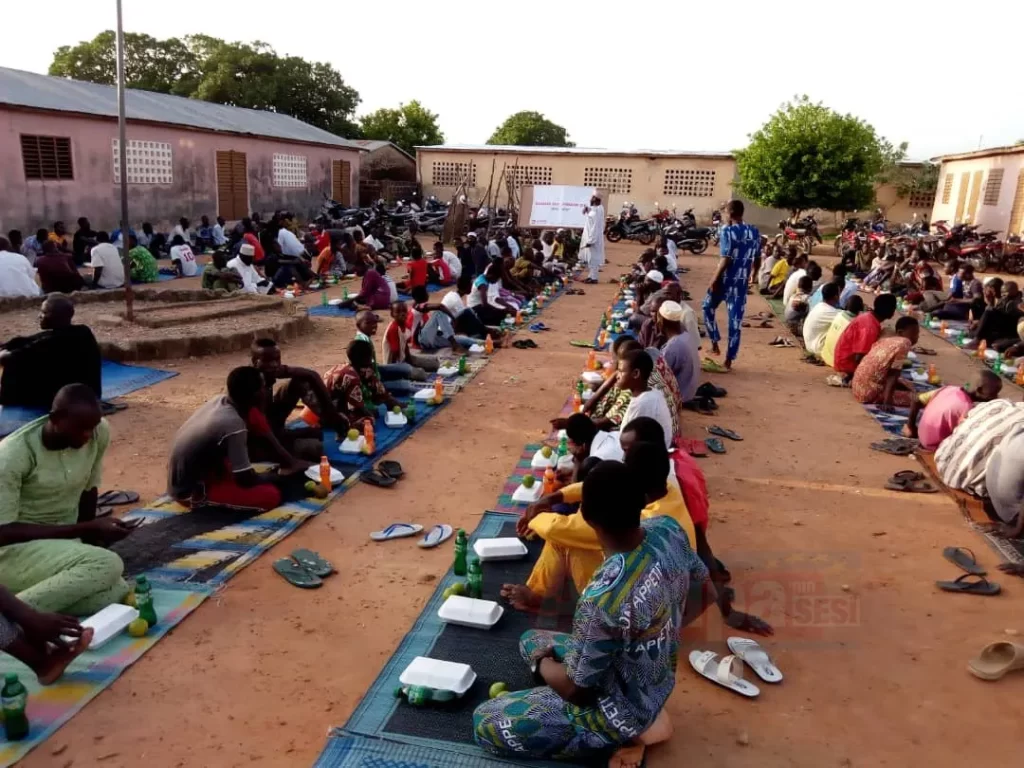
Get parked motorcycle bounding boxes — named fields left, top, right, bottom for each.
left=775, top=215, right=822, bottom=254
left=605, top=208, right=657, bottom=245
left=663, top=208, right=712, bottom=254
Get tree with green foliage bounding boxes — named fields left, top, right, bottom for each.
left=734, top=96, right=888, bottom=216
left=49, top=32, right=361, bottom=137
left=359, top=101, right=444, bottom=155
left=487, top=111, right=573, bottom=147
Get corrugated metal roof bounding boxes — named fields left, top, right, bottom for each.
left=0, top=66, right=361, bottom=149
left=352, top=139, right=415, bottom=161
left=931, top=144, right=1024, bottom=163
left=414, top=143, right=735, bottom=159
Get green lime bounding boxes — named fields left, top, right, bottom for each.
left=489, top=682, right=508, bottom=699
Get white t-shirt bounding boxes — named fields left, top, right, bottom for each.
left=227, top=256, right=265, bottom=294
left=590, top=430, right=625, bottom=462
left=507, top=236, right=520, bottom=258
left=170, top=244, right=199, bottom=276
left=663, top=251, right=678, bottom=275
left=680, top=302, right=700, bottom=352
left=0, top=250, right=41, bottom=297
left=621, top=389, right=674, bottom=450
left=172, top=224, right=187, bottom=241
left=665, top=238, right=678, bottom=260
left=384, top=274, right=399, bottom=302
left=803, top=302, right=840, bottom=356
left=89, top=242, right=125, bottom=288
left=277, top=228, right=305, bottom=257
left=442, top=290, right=466, bottom=316
left=541, top=240, right=554, bottom=259
left=441, top=250, right=462, bottom=280
left=212, top=223, right=227, bottom=246
left=783, top=268, right=807, bottom=307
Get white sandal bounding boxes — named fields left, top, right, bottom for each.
left=726, top=637, right=783, bottom=683
left=688, top=650, right=760, bottom=697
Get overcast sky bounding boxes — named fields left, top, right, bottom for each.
left=4, top=0, right=1022, bottom=159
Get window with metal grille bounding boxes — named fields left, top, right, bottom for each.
left=112, top=139, right=173, bottom=184
left=941, top=173, right=954, bottom=204
left=272, top=153, right=308, bottom=188
left=583, top=167, right=632, bottom=194
left=908, top=188, right=936, bottom=209
left=662, top=169, right=716, bottom=198
left=511, top=165, right=553, bottom=186
left=983, top=169, right=1004, bottom=206
left=21, top=135, right=73, bottom=180
left=432, top=161, right=476, bottom=186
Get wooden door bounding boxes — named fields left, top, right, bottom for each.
left=332, top=159, right=351, bottom=206
left=966, top=170, right=983, bottom=224
left=1009, top=170, right=1024, bottom=237
left=954, top=171, right=970, bottom=223
left=216, top=151, right=249, bottom=220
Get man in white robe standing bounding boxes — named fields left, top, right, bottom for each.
left=580, top=193, right=605, bottom=284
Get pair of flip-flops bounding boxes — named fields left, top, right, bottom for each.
left=371, top=523, right=453, bottom=549
left=683, top=397, right=718, bottom=414
left=695, top=382, right=727, bottom=399
left=885, top=470, right=938, bottom=493
left=96, top=489, right=140, bottom=519
left=689, top=637, right=783, bottom=698
left=273, top=548, right=335, bottom=589
left=569, top=340, right=595, bottom=348
left=801, top=354, right=825, bottom=366
left=768, top=337, right=795, bottom=347
left=937, top=547, right=1001, bottom=596
left=360, top=460, right=404, bottom=488
left=741, top=319, right=773, bottom=329
left=512, top=339, right=539, bottom=349
left=529, top=322, right=551, bottom=332
left=871, top=437, right=918, bottom=456
left=707, top=425, right=742, bottom=441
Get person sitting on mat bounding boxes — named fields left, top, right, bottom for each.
left=850, top=316, right=920, bottom=408
left=803, top=282, right=842, bottom=359
left=0, top=385, right=132, bottom=616
left=397, top=243, right=429, bottom=294
left=201, top=249, right=244, bottom=293
left=831, top=293, right=897, bottom=384
left=936, top=398, right=1024, bottom=499
left=903, top=370, right=1003, bottom=451
left=618, top=349, right=674, bottom=449
left=408, top=285, right=478, bottom=352
left=476, top=461, right=705, bottom=766
left=427, top=240, right=461, bottom=285
left=321, top=339, right=402, bottom=431
left=249, top=338, right=349, bottom=462
left=552, top=335, right=635, bottom=433
left=819, top=294, right=864, bottom=369
left=557, top=413, right=625, bottom=488
left=0, top=584, right=94, bottom=684
left=337, top=258, right=392, bottom=311
left=467, top=261, right=518, bottom=328
left=354, top=309, right=422, bottom=396
left=655, top=300, right=701, bottom=403
left=168, top=367, right=303, bottom=512
left=0, top=294, right=102, bottom=410
left=785, top=275, right=814, bottom=340
left=381, top=301, right=440, bottom=379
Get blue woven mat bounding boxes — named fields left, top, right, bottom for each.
left=314, top=732, right=556, bottom=768
left=309, top=304, right=359, bottom=318
left=0, top=361, right=177, bottom=437
left=322, top=399, right=448, bottom=472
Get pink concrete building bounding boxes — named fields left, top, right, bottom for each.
left=0, top=67, right=362, bottom=233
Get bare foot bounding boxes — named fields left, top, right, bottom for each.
left=609, top=744, right=644, bottom=768
left=500, top=583, right=541, bottom=612
left=608, top=710, right=673, bottom=768
left=36, top=627, right=94, bottom=685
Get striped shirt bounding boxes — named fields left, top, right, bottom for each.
left=935, top=399, right=1024, bottom=497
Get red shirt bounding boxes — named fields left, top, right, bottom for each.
left=833, top=312, right=882, bottom=374
left=407, top=259, right=428, bottom=289
left=670, top=448, right=709, bottom=532
left=315, top=231, right=331, bottom=253
left=243, top=233, right=265, bottom=263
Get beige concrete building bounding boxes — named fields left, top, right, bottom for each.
left=930, top=145, right=1024, bottom=236
left=415, top=144, right=935, bottom=231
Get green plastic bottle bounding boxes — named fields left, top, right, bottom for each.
left=321, top=290, right=328, bottom=307
left=135, top=575, right=158, bottom=627
left=343, top=286, right=350, bottom=300
left=557, top=435, right=568, bottom=458
left=576, top=380, right=584, bottom=397
left=1, top=673, right=29, bottom=741
left=467, top=557, right=483, bottom=599
left=453, top=529, right=468, bottom=576
left=458, top=355, right=468, bottom=375
left=405, top=402, right=417, bottom=423
left=394, top=684, right=456, bottom=706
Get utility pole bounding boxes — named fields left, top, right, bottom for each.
left=115, top=0, right=134, bottom=320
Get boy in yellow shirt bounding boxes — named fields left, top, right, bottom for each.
left=819, top=295, right=865, bottom=368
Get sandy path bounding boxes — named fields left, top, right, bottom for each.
left=23, top=244, right=1024, bottom=768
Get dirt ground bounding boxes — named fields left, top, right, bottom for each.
left=22, top=243, right=1024, bottom=768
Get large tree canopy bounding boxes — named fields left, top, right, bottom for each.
left=359, top=101, right=444, bottom=155
left=734, top=96, right=888, bottom=215
left=49, top=32, right=361, bottom=137
left=487, top=111, right=573, bottom=147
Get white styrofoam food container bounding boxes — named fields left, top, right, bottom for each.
left=438, top=596, right=504, bottom=629
left=328, top=298, right=343, bottom=306
left=557, top=454, right=574, bottom=471
left=474, top=537, right=529, bottom=561
left=399, top=656, right=476, bottom=696
left=984, top=349, right=1000, bottom=361
left=339, top=435, right=366, bottom=454
left=437, top=365, right=459, bottom=377
left=469, top=344, right=485, bottom=354
left=511, top=481, right=543, bottom=503
left=304, top=466, right=344, bottom=485
left=531, top=448, right=557, bottom=469
left=384, top=411, right=408, bottom=428
left=581, top=371, right=604, bottom=385
left=82, top=604, right=140, bottom=649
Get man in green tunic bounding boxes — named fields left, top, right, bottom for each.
left=0, top=384, right=133, bottom=615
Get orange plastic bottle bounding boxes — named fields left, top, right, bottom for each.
left=485, top=334, right=494, bottom=354
left=598, top=329, right=608, bottom=348
left=1017, top=366, right=1024, bottom=386
left=587, top=349, right=597, bottom=370
left=572, top=391, right=582, bottom=413
left=515, top=310, right=523, bottom=325
left=434, top=375, right=443, bottom=401
left=939, top=321, right=948, bottom=334
left=978, top=340, right=988, bottom=358
left=363, top=420, right=375, bottom=454
left=541, top=467, right=557, bottom=496
left=319, top=455, right=331, bottom=489
left=927, top=363, right=938, bottom=384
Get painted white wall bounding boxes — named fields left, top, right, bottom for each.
left=931, top=152, right=1024, bottom=235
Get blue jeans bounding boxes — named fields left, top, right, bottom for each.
left=417, top=311, right=477, bottom=350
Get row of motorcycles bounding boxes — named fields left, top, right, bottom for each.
left=604, top=203, right=718, bottom=254
left=317, top=195, right=515, bottom=242
left=836, top=215, right=1024, bottom=274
